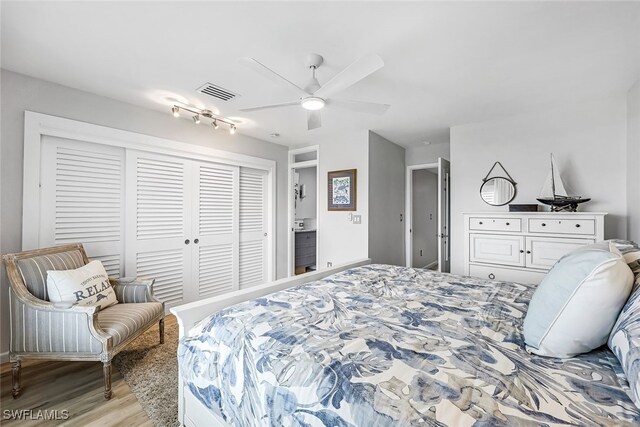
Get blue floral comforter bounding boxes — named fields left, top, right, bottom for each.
left=178, top=264, right=640, bottom=426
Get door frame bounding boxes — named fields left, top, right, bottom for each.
left=23, top=111, right=277, bottom=281
left=287, top=146, right=319, bottom=277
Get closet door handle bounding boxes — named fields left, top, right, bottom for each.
left=194, top=238, right=199, bottom=244
left=519, top=250, right=524, bottom=253
left=526, top=250, right=531, bottom=254
left=185, top=239, right=190, bottom=245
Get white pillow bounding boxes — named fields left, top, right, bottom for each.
left=47, top=260, right=118, bottom=310
left=523, top=242, right=633, bottom=358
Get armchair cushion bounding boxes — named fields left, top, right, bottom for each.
left=47, top=260, right=118, bottom=310
left=96, top=302, right=163, bottom=347
left=16, top=249, right=85, bottom=301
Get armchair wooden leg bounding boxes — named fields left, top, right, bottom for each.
left=103, top=362, right=112, bottom=400
left=159, top=318, right=165, bottom=344
left=11, top=360, right=21, bottom=399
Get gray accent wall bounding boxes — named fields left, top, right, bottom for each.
left=0, top=69, right=289, bottom=359
left=368, top=131, right=405, bottom=265
left=449, top=94, right=629, bottom=274
left=628, top=78, right=640, bottom=243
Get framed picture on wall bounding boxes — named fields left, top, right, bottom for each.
left=328, top=169, right=357, bottom=211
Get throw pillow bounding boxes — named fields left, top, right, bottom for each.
left=47, top=260, right=118, bottom=310
left=523, top=242, right=633, bottom=358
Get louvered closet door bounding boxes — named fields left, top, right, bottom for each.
left=192, top=162, right=239, bottom=298
left=238, top=168, right=268, bottom=289
left=125, top=151, right=193, bottom=308
left=39, top=137, right=125, bottom=277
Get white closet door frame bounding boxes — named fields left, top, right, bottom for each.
left=22, top=111, right=276, bottom=282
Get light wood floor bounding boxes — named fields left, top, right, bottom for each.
left=0, top=316, right=176, bottom=426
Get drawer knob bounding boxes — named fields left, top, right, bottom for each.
left=488, top=273, right=495, bottom=280
left=519, top=250, right=524, bottom=253
left=526, top=250, right=531, bottom=254
left=185, top=239, right=190, bottom=245
left=541, top=223, right=546, bottom=227
left=479, top=221, right=483, bottom=225
left=575, top=224, right=581, bottom=228
left=506, top=222, right=510, bottom=226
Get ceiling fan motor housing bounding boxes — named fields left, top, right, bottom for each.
left=306, top=53, right=324, bottom=69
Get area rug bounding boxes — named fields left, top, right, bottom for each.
left=113, top=319, right=179, bottom=427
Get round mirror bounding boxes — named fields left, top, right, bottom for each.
left=480, top=177, right=516, bottom=206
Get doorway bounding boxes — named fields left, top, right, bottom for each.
left=405, top=158, right=450, bottom=272
left=288, top=146, right=319, bottom=276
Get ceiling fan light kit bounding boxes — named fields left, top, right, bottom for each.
left=171, top=105, right=237, bottom=134
left=239, top=53, right=390, bottom=130
left=301, top=96, right=325, bottom=111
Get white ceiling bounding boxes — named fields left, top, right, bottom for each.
left=2, top=1, right=640, bottom=148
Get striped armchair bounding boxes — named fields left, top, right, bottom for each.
left=2, top=244, right=165, bottom=400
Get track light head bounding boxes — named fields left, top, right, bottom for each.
left=212, top=119, right=219, bottom=130
left=171, top=106, right=180, bottom=118
left=230, top=124, right=236, bottom=135
left=193, top=115, right=200, bottom=124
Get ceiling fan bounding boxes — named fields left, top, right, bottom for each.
left=238, top=53, right=390, bottom=130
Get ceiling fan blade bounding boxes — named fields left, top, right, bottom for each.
left=307, top=110, right=322, bottom=130
left=239, top=101, right=300, bottom=112
left=239, top=57, right=310, bottom=97
left=328, top=99, right=390, bottom=115
left=314, top=54, right=384, bottom=99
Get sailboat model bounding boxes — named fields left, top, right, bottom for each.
left=537, top=154, right=590, bottom=212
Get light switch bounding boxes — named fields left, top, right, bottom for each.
left=347, top=213, right=353, bottom=221
left=353, top=215, right=362, bottom=224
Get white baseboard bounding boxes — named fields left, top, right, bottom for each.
left=1, top=351, right=9, bottom=364
left=423, top=260, right=438, bottom=269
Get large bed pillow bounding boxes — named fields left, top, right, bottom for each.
left=47, top=260, right=118, bottom=310
left=608, top=242, right=640, bottom=407
left=523, top=242, right=633, bottom=358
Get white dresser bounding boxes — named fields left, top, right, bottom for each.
left=463, top=212, right=606, bottom=284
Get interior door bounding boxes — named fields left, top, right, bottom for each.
left=438, top=158, right=451, bottom=272
left=39, top=136, right=125, bottom=277
left=192, top=161, right=239, bottom=298
left=125, top=151, right=193, bottom=309
left=238, top=168, right=268, bottom=289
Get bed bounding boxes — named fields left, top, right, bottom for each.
left=173, top=262, right=640, bottom=426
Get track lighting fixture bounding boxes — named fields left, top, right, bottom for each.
left=170, top=105, right=237, bottom=134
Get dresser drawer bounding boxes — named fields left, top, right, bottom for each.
left=469, top=217, right=522, bottom=232
left=470, top=234, right=525, bottom=267
left=528, top=218, right=595, bottom=235
left=469, top=264, right=547, bottom=285
left=526, top=237, right=594, bottom=270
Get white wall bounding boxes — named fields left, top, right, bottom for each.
left=406, top=143, right=450, bottom=166
left=295, top=167, right=317, bottom=221
left=317, top=130, right=370, bottom=268
left=368, top=131, right=405, bottom=265
left=412, top=169, right=439, bottom=267
left=628, top=78, right=640, bottom=243
left=450, top=94, right=628, bottom=274
left=0, top=69, right=289, bottom=359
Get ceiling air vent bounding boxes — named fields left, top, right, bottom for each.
left=196, top=83, right=239, bottom=101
